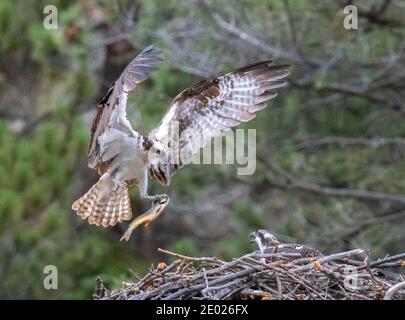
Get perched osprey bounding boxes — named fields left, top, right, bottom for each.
left=72, top=45, right=290, bottom=240
left=250, top=229, right=322, bottom=260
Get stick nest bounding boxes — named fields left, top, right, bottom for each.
left=94, top=248, right=405, bottom=300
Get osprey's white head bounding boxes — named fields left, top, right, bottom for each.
left=249, top=229, right=279, bottom=253
left=145, top=137, right=169, bottom=163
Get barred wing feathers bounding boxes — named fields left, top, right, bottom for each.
left=149, top=61, right=290, bottom=185
left=88, top=45, right=163, bottom=172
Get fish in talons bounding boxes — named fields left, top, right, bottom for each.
left=120, top=196, right=169, bottom=241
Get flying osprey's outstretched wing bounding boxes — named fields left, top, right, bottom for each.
left=88, top=45, right=163, bottom=173
left=148, top=61, right=290, bottom=185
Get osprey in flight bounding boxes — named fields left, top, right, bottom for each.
left=250, top=229, right=323, bottom=260
left=72, top=45, right=290, bottom=240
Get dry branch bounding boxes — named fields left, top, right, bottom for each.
left=258, top=153, right=405, bottom=206
left=94, top=248, right=405, bottom=300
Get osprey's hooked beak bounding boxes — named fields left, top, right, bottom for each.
left=249, top=231, right=256, bottom=243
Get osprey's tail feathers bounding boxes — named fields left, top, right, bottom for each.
left=72, top=174, right=132, bottom=227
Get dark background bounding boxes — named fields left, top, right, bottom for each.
left=0, top=0, right=404, bottom=298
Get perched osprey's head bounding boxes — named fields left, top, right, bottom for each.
left=249, top=229, right=279, bottom=253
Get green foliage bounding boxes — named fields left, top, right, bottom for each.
left=169, top=237, right=201, bottom=257
left=1, top=0, right=404, bottom=299
left=0, top=1, right=146, bottom=298
left=0, top=118, right=144, bottom=298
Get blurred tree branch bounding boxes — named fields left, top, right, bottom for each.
left=339, top=0, right=405, bottom=28
left=291, top=79, right=405, bottom=113
left=258, top=153, right=405, bottom=206
left=338, top=207, right=405, bottom=243
left=211, top=13, right=303, bottom=64
left=293, top=136, right=405, bottom=151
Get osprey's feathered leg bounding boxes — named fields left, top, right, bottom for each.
left=120, top=196, right=169, bottom=241
left=138, top=168, right=168, bottom=203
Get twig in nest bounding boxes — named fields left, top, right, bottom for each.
left=95, top=247, right=405, bottom=300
